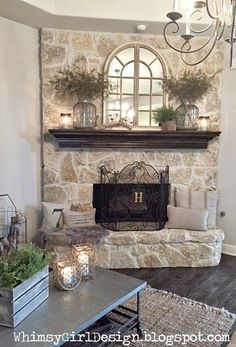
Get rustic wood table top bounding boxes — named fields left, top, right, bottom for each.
left=0, top=267, right=146, bottom=347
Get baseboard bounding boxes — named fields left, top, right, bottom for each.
left=222, top=244, right=236, bottom=256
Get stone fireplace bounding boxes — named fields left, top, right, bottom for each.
left=40, top=28, right=225, bottom=268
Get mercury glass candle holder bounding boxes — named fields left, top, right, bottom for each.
left=53, top=259, right=82, bottom=291
left=72, top=244, right=97, bottom=281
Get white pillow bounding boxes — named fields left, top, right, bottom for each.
left=173, top=186, right=218, bottom=229
left=63, top=209, right=96, bottom=228
left=42, top=202, right=70, bottom=228
left=165, top=205, right=209, bottom=231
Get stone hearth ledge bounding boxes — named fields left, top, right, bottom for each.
left=96, top=228, right=224, bottom=268
left=43, top=228, right=224, bottom=268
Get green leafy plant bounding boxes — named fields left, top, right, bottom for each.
left=164, top=69, right=214, bottom=105
left=153, top=106, right=184, bottom=125
left=50, top=64, right=110, bottom=102
left=0, top=244, right=50, bottom=289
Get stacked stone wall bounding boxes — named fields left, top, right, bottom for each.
left=41, top=28, right=224, bottom=205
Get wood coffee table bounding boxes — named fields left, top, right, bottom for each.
left=0, top=267, right=147, bottom=346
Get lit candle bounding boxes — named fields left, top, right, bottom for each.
left=60, top=265, right=74, bottom=285
left=77, top=251, right=89, bottom=264
left=72, top=244, right=96, bottom=280
left=59, top=113, right=72, bottom=128
left=201, top=118, right=208, bottom=131
left=172, top=0, right=178, bottom=12
left=77, top=251, right=89, bottom=276
left=53, top=260, right=82, bottom=291
left=198, top=116, right=210, bottom=131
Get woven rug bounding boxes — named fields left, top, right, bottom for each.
left=64, top=287, right=236, bottom=347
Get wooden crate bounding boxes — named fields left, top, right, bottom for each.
left=0, top=266, right=49, bottom=328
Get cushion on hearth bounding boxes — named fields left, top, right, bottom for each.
left=171, top=185, right=218, bottom=229
left=165, top=205, right=209, bottom=231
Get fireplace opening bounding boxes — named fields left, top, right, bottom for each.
left=93, top=162, right=170, bottom=231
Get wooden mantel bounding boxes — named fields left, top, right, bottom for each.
left=48, top=129, right=221, bottom=149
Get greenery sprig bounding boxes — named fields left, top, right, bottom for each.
left=164, top=69, right=214, bottom=105
left=0, top=244, right=50, bottom=289
left=50, top=64, right=110, bottom=102
left=153, top=106, right=184, bottom=124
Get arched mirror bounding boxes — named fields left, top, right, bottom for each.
left=103, top=43, right=167, bottom=128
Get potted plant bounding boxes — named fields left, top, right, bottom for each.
left=153, top=106, right=184, bottom=131
left=0, top=244, right=50, bottom=327
left=164, top=69, right=214, bottom=129
left=51, top=64, right=110, bottom=128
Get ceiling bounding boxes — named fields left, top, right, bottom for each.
left=0, top=0, right=199, bottom=34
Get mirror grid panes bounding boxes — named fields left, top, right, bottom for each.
left=105, top=44, right=166, bottom=128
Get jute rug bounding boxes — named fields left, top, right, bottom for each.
left=64, top=288, right=236, bottom=347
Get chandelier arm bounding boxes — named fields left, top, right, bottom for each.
left=206, top=0, right=224, bottom=19
left=164, top=0, right=232, bottom=66
left=230, top=0, right=236, bottom=45
left=180, top=28, right=220, bottom=66
left=164, top=20, right=181, bottom=35
left=164, top=19, right=220, bottom=54
left=189, top=9, right=215, bottom=34
left=217, top=17, right=226, bottom=40
left=230, top=1, right=236, bottom=67
left=163, top=21, right=190, bottom=54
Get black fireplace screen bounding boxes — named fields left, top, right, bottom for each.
left=93, top=162, right=170, bottom=231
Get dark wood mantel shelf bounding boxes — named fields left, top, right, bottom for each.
left=48, top=129, right=221, bottom=149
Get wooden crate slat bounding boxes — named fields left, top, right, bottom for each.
left=13, top=276, right=49, bottom=314
left=12, top=266, right=49, bottom=300
left=0, top=267, right=49, bottom=328
left=13, top=287, right=49, bottom=328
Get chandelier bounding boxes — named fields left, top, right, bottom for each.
left=164, top=0, right=236, bottom=66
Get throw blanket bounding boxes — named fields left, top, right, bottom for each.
left=40, top=225, right=109, bottom=246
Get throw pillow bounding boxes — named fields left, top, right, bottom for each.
left=165, top=205, right=209, bottom=231
left=169, top=184, right=183, bottom=206
left=173, top=186, right=218, bottom=229
left=63, top=209, right=96, bottom=228
left=42, top=202, right=71, bottom=228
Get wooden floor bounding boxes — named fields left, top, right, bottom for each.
left=115, top=254, right=236, bottom=313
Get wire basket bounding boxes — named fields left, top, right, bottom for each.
left=53, top=259, right=82, bottom=291
left=72, top=243, right=97, bottom=280
left=0, top=194, right=27, bottom=255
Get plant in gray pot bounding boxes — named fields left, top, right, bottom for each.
left=164, top=70, right=214, bottom=129
left=51, top=64, right=109, bottom=128
left=153, top=106, right=184, bottom=131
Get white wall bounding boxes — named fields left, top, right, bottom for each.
left=20, top=0, right=209, bottom=24
left=21, top=0, right=55, bottom=13
left=0, top=17, right=41, bottom=241
left=218, top=45, right=236, bottom=253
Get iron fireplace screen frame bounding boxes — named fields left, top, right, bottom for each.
left=93, top=162, right=170, bottom=231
